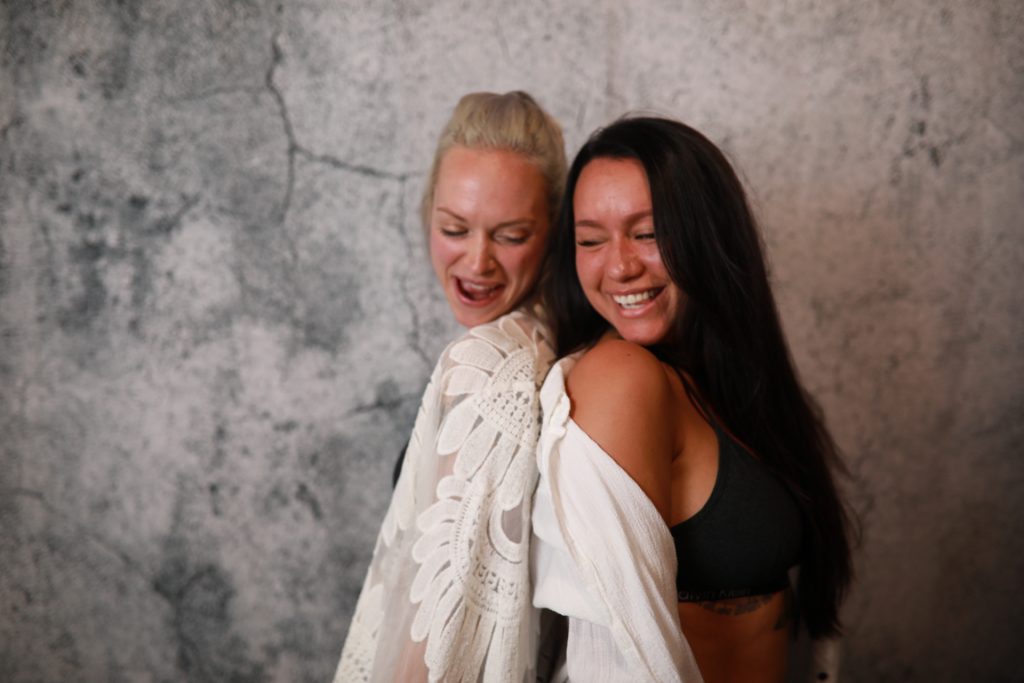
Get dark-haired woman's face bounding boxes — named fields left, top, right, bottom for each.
left=572, top=157, right=683, bottom=346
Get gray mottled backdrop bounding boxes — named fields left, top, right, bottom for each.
left=1, top=1, right=1021, bottom=681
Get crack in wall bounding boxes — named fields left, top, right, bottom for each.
left=264, top=30, right=296, bottom=231
left=263, top=24, right=414, bottom=203
left=294, top=146, right=413, bottom=181
left=260, top=25, right=313, bottom=355
left=259, top=18, right=430, bottom=363
left=348, top=390, right=421, bottom=418
left=162, top=85, right=263, bottom=105
left=261, top=28, right=429, bottom=360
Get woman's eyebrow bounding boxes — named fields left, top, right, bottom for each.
left=492, top=218, right=535, bottom=229
left=622, top=209, right=654, bottom=224
left=436, top=208, right=533, bottom=230
left=575, top=210, right=653, bottom=228
left=435, top=207, right=467, bottom=222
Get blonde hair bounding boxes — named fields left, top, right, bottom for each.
left=420, top=91, right=567, bottom=230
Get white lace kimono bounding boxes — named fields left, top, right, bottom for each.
left=334, top=309, right=555, bottom=683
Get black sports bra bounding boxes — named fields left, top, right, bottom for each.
left=670, top=375, right=803, bottom=602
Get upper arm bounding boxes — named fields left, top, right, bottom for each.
left=566, top=340, right=677, bottom=523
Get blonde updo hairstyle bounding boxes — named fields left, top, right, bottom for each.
left=420, top=91, right=567, bottom=231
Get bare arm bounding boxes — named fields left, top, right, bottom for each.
left=566, top=338, right=677, bottom=524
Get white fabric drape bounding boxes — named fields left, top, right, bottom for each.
left=334, top=309, right=555, bottom=683
left=531, top=357, right=704, bottom=683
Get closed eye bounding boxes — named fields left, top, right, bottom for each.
left=575, top=226, right=605, bottom=248
left=495, top=229, right=530, bottom=245
left=439, top=225, right=468, bottom=237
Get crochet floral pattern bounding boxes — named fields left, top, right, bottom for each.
left=335, top=310, right=553, bottom=683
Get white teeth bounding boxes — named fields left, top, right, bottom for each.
left=612, top=290, right=656, bottom=308
left=461, top=281, right=499, bottom=293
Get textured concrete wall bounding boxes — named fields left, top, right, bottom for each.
left=1, top=1, right=1021, bottom=681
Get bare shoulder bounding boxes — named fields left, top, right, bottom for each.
left=567, top=338, right=675, bottom=414
left=566, top=339, right=677, bottom=520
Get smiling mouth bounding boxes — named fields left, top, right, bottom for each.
left=456, top=277, right=504, bottom=304
left=612, top=288, right=662, bottom=309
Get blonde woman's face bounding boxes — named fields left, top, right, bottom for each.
left=428, top=146, right=550, bottom=327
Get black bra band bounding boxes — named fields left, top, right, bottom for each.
left=677, top=579, right=789, bottom=603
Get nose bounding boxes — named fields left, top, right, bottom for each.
left=608, top=239, right=642, bottom=280
left=467, top=233, right=496, bottom=275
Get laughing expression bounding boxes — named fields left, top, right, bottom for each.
left=429, top=146, right=550, bottom=328
left=573, top=157, right=683, bottom=346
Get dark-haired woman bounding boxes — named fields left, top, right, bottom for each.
left=531, top=117, right=852, bottom=682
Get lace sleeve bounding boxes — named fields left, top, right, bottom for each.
left=334, top=310, right=554, bottom=683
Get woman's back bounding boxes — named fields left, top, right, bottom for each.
left=566, top=338, right=799, bottom=682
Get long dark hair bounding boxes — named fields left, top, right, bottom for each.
left=545, top=117, right=853, bottom=638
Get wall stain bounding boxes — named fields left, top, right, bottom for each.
left=264, top=615, right=318, bottom=670
left=0, top=227, right=10, bottom=300
left=211, top=422, right=228, bottom=468
left=295, top=482, right=322, bottom=521
left=153, top=559, right=265, bottom=682
left=208, top=482, right=223, bottom=517
left=59, top=217, right=109, bottom=331
left=273, top=419, right=299, bottom=433
left=127, top=245, right=148, bottom=336
left=262, top=482, right=290, bottom=516
left=155, top=483, right=266, bottom=682
left=231, top=223, right=361, bottom=355
left=350, top=379, right=418, bottom=418
left=44, top=161, right=198, bottom=336
left=892, top=72, right=966, bottom=180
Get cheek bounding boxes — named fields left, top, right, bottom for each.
left=640, top=247, right=667, bottom=272
left=502, top=244, right=545, bottom=286
left=429, top=233, right=459, bottom=273
left=574, top=252, right=600, bottom=290
left=668, top=285, right=686, bottom=313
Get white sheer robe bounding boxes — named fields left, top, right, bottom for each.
left=334, top=309, right=555, bottom=683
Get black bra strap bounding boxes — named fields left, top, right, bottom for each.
left=671, top=367, right=720, bottom=431
left=672, top=367, right=763, bottom=462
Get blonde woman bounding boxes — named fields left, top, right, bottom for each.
left=335, top=91, right=566, bottom=683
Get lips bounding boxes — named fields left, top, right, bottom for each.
left=455, top=277, right=505, bottom=306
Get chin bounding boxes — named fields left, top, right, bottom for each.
left=615, top=324, right=670, bottom=348
left=453, top=310, right=490, bottom=328
left=451, top=302, right=512, bottom=328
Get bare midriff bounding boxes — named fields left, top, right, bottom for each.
left=677, top=589, right=792, bottom=683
